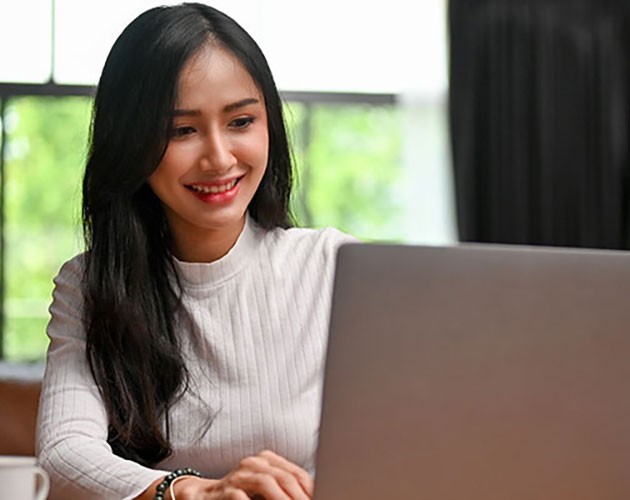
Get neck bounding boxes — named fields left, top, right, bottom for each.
left=170, top=217, right=246, bottom=263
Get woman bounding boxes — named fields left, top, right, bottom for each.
left=36, top=3, right=354, bottom=499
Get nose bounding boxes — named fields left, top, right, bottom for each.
left=199, top=127, right=236, bottom=173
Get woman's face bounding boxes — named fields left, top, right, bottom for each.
left=148, top=43, right=269, bottom=259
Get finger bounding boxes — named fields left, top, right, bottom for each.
left=230, top=470, right=292, bottom=500
left=257, top=450, right=314, bottom=496
left=266, top=467, right=311, bottom=500
left=208, top=486, right=250, bottom=500
left=174, top=478, right=249, bottom=500
left=232, top=456, right=309, bottom=499
left=237, top=461, right=310, bottom=500
left=233, top=452, right=313, bottom=498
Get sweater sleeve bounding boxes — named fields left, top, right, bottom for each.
left=36, top=256, right=166, bottom=500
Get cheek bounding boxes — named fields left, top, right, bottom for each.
left=148, top=159, right=180, bottom=200
left=151, top=145, right=191, bottom=183
left=147, top=163, right=168, bottom=196
left=246, top=128, right=269, bottom=169
left=231, top=119, right=269, bottom=166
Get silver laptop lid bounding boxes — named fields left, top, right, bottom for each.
left=315, top=242, right=630, bottom=500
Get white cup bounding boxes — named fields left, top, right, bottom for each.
left=0, top=456, right=49, bottom=500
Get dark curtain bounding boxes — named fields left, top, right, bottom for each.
left=449, top=0, right=630, bottom=249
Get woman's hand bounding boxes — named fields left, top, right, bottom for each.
left=170, top=450, right=313, bottom=500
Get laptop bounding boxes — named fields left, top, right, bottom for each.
left=314, top=242, right=630, bottom=500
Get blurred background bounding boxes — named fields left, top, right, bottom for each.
left=2, top=0, right=629, bottom=363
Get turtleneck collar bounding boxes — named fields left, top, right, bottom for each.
left=173, top=215, right=264, bottom=289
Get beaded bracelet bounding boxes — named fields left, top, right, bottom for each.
left=154, top=467, right=202, bottom=500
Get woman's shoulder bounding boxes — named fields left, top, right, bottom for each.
left=47, top=253, right=88, bottom=335
left=53, top=252, right=87, bottom=284
left=265, top=224, right=356, bottom=250
left=57, top=252, right=85, bottom=277
left=258, top=224, right=358, bottom=267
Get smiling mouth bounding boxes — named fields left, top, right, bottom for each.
left=186, top=177, right=240, bottom=194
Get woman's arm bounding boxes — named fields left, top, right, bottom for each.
left=135, top=476, right=165, bottom=500
left=36, top=257, right=166, bottom=499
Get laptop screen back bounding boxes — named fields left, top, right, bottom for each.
left=315, top=243, right=630, bottom=500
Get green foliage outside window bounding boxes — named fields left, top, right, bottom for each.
left=1, top=96, right=404, bottom=362
left=3, top=96, right=91, bottom=362
left=286, top=102, right=403, bottom=240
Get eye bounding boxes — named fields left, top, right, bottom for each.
left=170, top=125, right=196, bottom=138
left=229, top=116, right=255, bottom=129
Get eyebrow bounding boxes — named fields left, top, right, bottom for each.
left=172, top=97, right=261, bottom=117
left=224, top=97, right=260, bottom=113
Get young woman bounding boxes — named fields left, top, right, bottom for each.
left=36, top=3, right=355, bottom=499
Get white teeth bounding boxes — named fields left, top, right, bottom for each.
left=189, top=179, right=237, bottom=194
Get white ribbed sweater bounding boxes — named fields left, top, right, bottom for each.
left=36, top=218, right=355, bottom=500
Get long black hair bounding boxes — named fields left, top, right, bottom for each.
left=82, top=3, right=293, bottom=466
